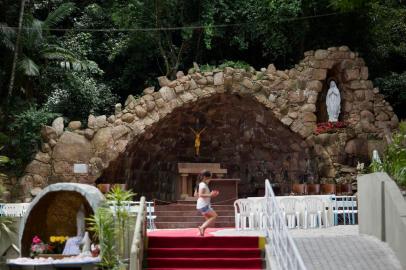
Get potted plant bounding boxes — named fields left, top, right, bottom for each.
left=30, top=236, right=54, bottom=258
left=87, top=186, right=136, bottom=270
left=320, top=178, right=337, bottom=194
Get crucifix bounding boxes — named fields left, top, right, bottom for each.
left=189, top=127, right=206, bottom=156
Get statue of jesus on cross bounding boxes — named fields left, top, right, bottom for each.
left=189, top=127, right=206, bottom=156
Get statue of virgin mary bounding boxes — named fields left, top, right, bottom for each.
left=326, top=80, right=341, bottom=122
left=62, top=204, right=86, bottom=255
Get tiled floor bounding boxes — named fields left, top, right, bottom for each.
left=292, top=226, right=402, bottom=270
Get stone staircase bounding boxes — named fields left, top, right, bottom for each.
left=155, top=203, right=235, bottom=229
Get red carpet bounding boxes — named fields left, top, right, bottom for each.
left=148, top=228, right=223, bottom=237
left=146, top=233, right=263, bottom=269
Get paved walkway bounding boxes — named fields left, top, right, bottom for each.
left=291, top=225, right=402, bottom=270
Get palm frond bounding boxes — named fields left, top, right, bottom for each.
left=17, top=57, right=40, bottom=76
left=41, top=45, right=77, bottom=61
left=62, top=60, right=101, bottom=73
left=0, top=155, right=9, bottom=164
left=0, top=216, right=16, bottom=241
left=22, top=19, right=44, bottom=49
left=43, top=2, right=76, bottom=28
left=0, top=24, right=16, bottom=51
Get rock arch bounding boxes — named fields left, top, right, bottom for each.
left=18, top=46, right=399, bottom=201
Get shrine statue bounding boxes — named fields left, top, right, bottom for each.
left=326, top=81, right=341, bottom=122
left=62, top=204, right=86, bottom=255
left=372, top=149, right=382, bottom=164
left=190, top=127, right=206, bottom=156
left=81, top=231, right=92, bottom=256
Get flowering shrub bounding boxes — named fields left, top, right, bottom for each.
left=315, top=121, right=347, bottom=134
left=30, top=236, right=54, bottom=257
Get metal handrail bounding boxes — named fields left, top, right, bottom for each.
left=129, top=196, right=146, bottom=270
left=265, top=179, right=307, bottom=270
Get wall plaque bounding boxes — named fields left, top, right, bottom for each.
left=73, top=164, right=88, bottom=174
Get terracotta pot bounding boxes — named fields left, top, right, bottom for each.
left=97, top=184, right=111, bottom=193
left=307, top=184, right=321, bottom=195
left=339, top=183, right=352, bottom=195
left=113, top=184, right=127, bottom=191
left=321, top=183, right=336, bottom=194
left=292, top=184, right=307, bottom=195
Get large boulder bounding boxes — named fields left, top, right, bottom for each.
left=92, top=127, right=114, bottom=155
left=52, top=117, right=64, bottom=136
left=52, top=132, right=93, bottom=162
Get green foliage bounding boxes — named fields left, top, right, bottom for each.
left=369, top=158, right=383, bottom=173
left=369, top=122, right=406, bottom=187
left=383, top=122, right=406, bottom=186
left=199, top=60, right=250, bottom=72
left=8, top=107, right=59, bottom=170
left=87, top=207, right=120, bottom=269
left=328, top=0, right=373, bottom=12
left=375, top=72, right=406, bottom=119
left=218, top=60, right=250, bottom=70
left=87, top=186, right=135, bottom=270
left=0, top=145, right=9, bottom=180
left=0, top=2, right=97, bottom=96
left=365, top=3, right=406, bottom=77
left=0, top=179, right=17, bottom=249
left=43, top=73, right=117, bottom=122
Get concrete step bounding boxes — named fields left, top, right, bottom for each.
left=155, top=210, right=234, bottom=217
left=156, top=216, right=235, bottom=223
left=155, top=221, right=235, bottom=229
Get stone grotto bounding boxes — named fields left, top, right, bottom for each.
left=5, top=46, right=399, bottom=202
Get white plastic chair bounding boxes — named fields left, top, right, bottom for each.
left=234, top=199, right=255, bottom=230
left=303, top=197, right=324, bottom=229
left=146, top=202, right=157, bottom=230
left=251, top=198, right=267, bottom=230
left=280, top=198, right=300, bottom=229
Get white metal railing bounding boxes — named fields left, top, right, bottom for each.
left=129, top=196, right=147, bottom=270
left=330, top=195, right=357, bottom=225
left=107, top=200, right=156, bottom=229
left=265, top=179, right=307, bottom=270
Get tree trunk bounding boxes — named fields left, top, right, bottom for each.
left=7, top=0, right=26, bottom=100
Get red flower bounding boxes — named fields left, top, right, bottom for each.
left=32, top=236, right=42, bottom=244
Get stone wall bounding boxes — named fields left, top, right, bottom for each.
left=11, top=46, right=398, bottom=202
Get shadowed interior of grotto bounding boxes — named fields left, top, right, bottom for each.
left=97, top=94, right=322, bottom=201
left=20, top=191, right=93, bottom=256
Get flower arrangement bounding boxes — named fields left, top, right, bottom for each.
left=50, top=236, right=69, bottom=244
left=50, top=236, right=69, bottom=254
left=30, top=236, right=54, bottom=257
left=315, top=121, right=347, bottom=134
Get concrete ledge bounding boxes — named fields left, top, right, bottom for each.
left=358, top=172, right=406, bottom=269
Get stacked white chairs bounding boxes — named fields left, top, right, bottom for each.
left=252, top=198, right=267, bottom=230
left=234, top=199, right=255, bottom=230
left=303, top=197, right=324, bottom=229
left=280, top=198, right=301, bottom=229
